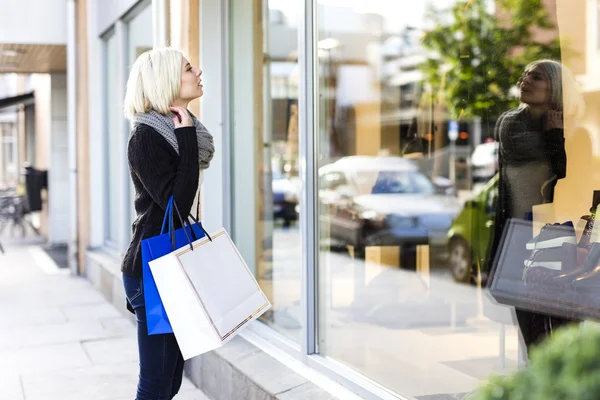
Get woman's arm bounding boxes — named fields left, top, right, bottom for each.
left=488, top=114, right=506, bottom=274
left=544, top=110, right=566, bottom=180
left=128, top=125, right=199, bottom=215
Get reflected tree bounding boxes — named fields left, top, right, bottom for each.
left=420, top=0, right=563, bottom=120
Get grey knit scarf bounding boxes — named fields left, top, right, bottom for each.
left=130, top=109, right=214, bottom=170
left=495, top=107, right=552, bottom=166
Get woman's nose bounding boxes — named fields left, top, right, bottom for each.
left=194, top=68, right=202, bottom=76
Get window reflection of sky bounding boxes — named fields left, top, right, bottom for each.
left=268, top=0, right=485, bottom=31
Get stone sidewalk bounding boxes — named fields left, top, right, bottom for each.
left=0, top=237, right=210, bottom=400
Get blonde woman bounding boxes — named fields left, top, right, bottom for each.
left=122, top=47, right=214, bottom=399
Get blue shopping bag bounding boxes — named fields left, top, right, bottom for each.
left=142, top=196, right=208, bottom=335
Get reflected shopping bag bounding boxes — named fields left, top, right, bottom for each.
left=488, top=218, right=534, bottom=309
left=149, top=200, right=272, bottom=359
left=488, top=217, right=598, bottom=320
left=141, top=196, right=208, bottom=335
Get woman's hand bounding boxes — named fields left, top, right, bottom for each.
left=545, top=110, right=563, bottom=131
left=169, top=106, right=193, bottom=128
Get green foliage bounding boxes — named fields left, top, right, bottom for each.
left=468, top=323, right=600, bottom=400
left=419, top=0, right=562, bottom=120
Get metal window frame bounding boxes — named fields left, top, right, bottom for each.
left=221, top=0, right=232, bottom=233
left=298, top=0, right=318, bottom=358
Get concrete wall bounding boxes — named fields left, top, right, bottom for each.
left=0, top=0, right=67, bottom=45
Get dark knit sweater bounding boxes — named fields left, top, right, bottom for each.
left=121, top=123, right=200, bottom=278
left=488, top=108, right=566, bottom=276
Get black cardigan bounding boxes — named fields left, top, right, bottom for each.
left=121, top=123, right=200, bottom=278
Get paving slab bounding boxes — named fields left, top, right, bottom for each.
left=0, top=238, right=211, bottom=400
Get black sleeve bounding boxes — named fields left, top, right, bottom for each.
left=544, top=128, right=566, bottom=180
left=493, top=113, right=507, bottom=227
left=128, top=125, right=199, bottom=216
left=488, top=114, right=507, bottom=278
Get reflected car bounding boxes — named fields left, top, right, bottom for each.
left=446, top=174, right=498, bottom=283
left=272, top=169, right=299, bottom=227
left=319, top=156, right=462, bottom=257
left=471, top=142, right=499, bottom=182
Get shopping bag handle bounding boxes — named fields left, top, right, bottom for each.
left=162, top=195, right=196, bottom=241
left=170, top=198, right=213, bottom=251
left=187, top=212, right=212, bottom=242
left=168, top=197, right=211, bottom=242
left=170, top=199, right=193, bottom=251
left=160, top=196, right=174, bottom=234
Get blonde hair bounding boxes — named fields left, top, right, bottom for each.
left=124, top=47, right=184, bottom=119
left=520, top=59, right=585, bottom=120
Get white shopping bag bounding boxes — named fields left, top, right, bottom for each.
left=148, top=228, right=271, bottom=360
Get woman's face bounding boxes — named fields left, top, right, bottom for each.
left=519, top=65, right=550, bottom=107
left=178, top=58, right=203, bottom=102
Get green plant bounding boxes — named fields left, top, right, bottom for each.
left=468, top=323, right=600, bottom=400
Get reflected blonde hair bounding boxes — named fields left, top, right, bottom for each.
left=124, top=47, right=184, bottom=119
left=521, top=59, right=585, bottom=120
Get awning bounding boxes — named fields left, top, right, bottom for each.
left=0, top=92, right=34, bottom=111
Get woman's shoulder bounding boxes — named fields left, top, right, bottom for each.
left=129, top=124, right=166, bottom=145
left=128, top=124, right=174, bottom=155
left=131, top=123, right=159, bottom=137
left=494, top=108, right=525, bottom=131
left=498, top=107, right=526, bottom=122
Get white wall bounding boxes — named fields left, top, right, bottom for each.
left=96, top=0, right=143, bottom=35
left=0, top=0, right=67, bottom=44
left=48, top=73, right=70, bottom=245
left=229, top=0, right=259, bottom=274
left=87, top=0, right=152, bottom=250
left=86, top=0, right=105, bottom=248
left=200, top=0, right=227, bottom=233
left=0, top=75, right=19, bottom=98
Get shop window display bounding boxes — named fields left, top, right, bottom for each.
left=314, top=0, right=598, bottom=398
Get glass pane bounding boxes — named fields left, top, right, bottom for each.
left=255, top=0, right=302, bottom=343
left=316, top=0, right=589, bottom=397
left=128, top=6, right=153, bottom=63
left=105, top=33, right=120, bottom=244
left=127, top=6, right=153, bottom=230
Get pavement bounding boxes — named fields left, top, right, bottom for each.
left=0, top=236, right=211, bottom=400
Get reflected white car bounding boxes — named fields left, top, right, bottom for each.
left=471, top=142, right=499, bottom=182
left=318, top=156, right=462, bottom=258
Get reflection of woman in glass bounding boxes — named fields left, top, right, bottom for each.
left=491, top=60, right=578, bottom=355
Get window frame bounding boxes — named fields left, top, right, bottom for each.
left=99, top=0, right=152, bottom=255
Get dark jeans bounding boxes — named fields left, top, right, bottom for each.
left=515, top=308, right=575, bottom=356
left=123, top=274, right=185, bottom=400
